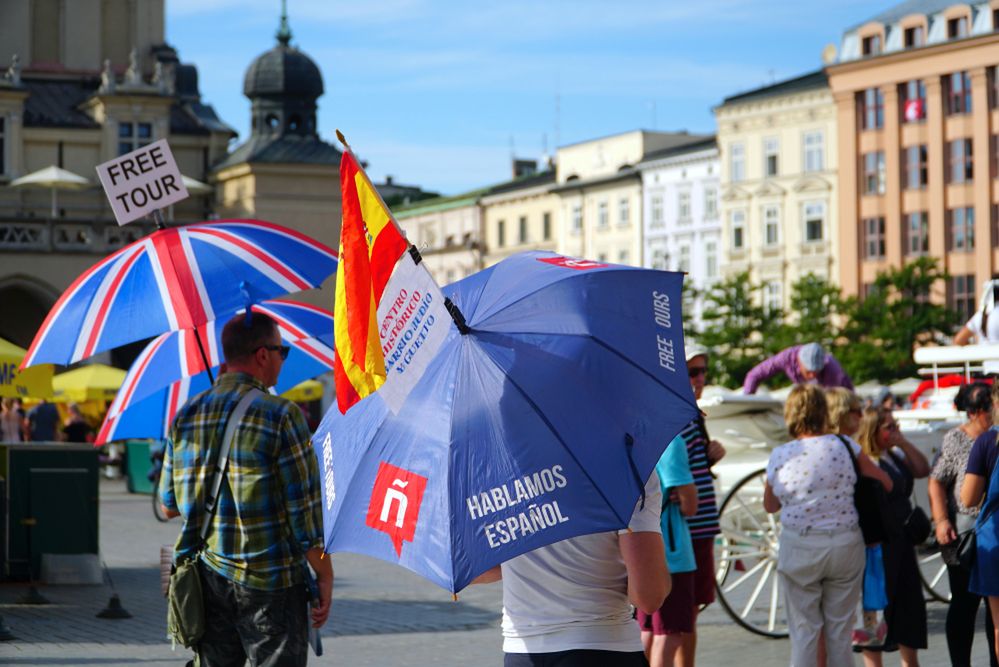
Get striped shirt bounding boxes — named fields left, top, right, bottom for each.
left=160, top=372, right=324, bottom=590
left=681, top=419, right=721, bottom=539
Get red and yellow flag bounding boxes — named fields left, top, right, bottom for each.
left=334, top=150, right=409, bottom=413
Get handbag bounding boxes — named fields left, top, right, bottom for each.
left=956, top=529, right=977, bottom=571
left=836, top=435, right=888, bottom=545
left=166, top=389, right=260, bottom=649
left=902, top=505, right=932, bottom=545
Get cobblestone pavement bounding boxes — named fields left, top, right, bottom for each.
left=0, top=478, right=993, bottom=665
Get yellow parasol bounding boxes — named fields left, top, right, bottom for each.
left=0, top=337, right=53, bottom=398
left=280, top=378, right=324, bottom=403
left=53, top=363, right=126, bottom=403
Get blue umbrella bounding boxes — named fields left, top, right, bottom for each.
left=311, top=251, right=697, bottom=593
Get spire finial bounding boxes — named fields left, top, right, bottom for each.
left=276, top=0, right=292, bottom=46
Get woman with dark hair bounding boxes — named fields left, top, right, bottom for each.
left=955, top=279, right=999, bottom=345
left=856, top=408, right=931, bottom=667
left=929, top=382, right=998, bottom=667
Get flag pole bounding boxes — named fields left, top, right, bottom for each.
left=335, top=129, right=471, bottom=335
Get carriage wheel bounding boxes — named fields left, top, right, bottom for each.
left=715, top=468, right=788, bottom=638
left=916, top=543, right=951, bottom=603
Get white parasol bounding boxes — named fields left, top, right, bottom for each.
left=10, top=166, right=91, bottom=218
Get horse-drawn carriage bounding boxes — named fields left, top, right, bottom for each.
left=705, top=344, right=999, bottom=637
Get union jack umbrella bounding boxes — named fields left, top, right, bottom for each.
left=96, top=300, right=334, bottom=444
left=22, top=219, right=338, bottom=369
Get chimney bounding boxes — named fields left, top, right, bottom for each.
left=512, top=159, right=537, bottom=179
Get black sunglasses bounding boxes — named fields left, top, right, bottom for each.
left=688, top=366, right=707, bottom=378
left=260, top=344, right=290, bottom=360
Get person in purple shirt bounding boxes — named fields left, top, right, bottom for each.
left=742, top=343, right=853, bottom=395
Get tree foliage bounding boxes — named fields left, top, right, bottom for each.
left=696, top=272, right=776, bottom=387
left=835, top=257, right=955, bottom=383
left=692, top=259, right=958, bottom=388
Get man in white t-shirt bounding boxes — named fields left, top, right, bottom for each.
left=474, top=474, right=668, bottom=667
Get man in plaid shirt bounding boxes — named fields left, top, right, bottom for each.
left=160, top=312, right=332, bottom=666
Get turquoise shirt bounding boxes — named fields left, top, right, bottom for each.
left=656, top=434, right=696, bottom=573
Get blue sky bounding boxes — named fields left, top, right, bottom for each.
left=167, top=0, right=878, bottom=195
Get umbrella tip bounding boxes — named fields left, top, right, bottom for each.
left=451, top=593, right=458, bottom=602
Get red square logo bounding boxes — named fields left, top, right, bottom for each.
left=537, top=255, right=608, bottom=270
left=365, top=461, right=428, bottom=557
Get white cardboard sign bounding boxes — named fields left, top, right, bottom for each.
left=375, top=252, right=452, bottom=414
left=96, top=138, right=189, bottom=226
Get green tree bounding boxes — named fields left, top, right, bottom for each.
left=697, top=272, right=776, bottom=388
left=837, top=257, right=956, bottom=383
left=769, top=274, right=844, bottom=352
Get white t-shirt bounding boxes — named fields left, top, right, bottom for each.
left=500, top=474, right=662, bottom=654
left=765, top=434, right=860, bottom=532
left=965, top=310, right=999, bottom=344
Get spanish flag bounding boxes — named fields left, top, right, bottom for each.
left=333, top=148, right=410, bottom=413
left=334, top=137, right=453, bottom=414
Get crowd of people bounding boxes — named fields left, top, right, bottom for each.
left=764, top=378, right=999, bottom=667
left=0, top=396, right=93, bottom=443
left=150, top=305, right=999, bottom=667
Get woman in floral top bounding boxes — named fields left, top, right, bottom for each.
left=929, top=382, right=998, bottom=667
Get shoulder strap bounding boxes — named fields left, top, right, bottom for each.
left=835, top=434, right=862, bottom=476
left=198, top=388, right=262, bottom=547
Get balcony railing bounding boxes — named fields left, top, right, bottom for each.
left=0, top=216, right=160, bottom=254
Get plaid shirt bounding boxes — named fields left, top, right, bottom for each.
left=160, top=372, right=324, bottom=590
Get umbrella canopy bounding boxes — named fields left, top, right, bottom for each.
left=311, top=251, right=698, bottom=593
left=96, top=335, right=333, bottom=444
left=181, top=174, right=213, bottom=196
left=53, top=363, right=126, bottom=403
left=281, top=379, right=324, bottom=402
left=110, top=299, right=333, bottom=411
left=0, top=337, right=53, bottom=398
left=10, top=166, right=90, bottom=190
left=10, top=166, right=91, bottom=218
left=22, top=219, right=337, bottom=369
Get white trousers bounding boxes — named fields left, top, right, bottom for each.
left=777, top=526, right=864, bottom=667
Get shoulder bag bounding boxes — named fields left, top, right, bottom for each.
left=836, top=435, right=888, bottom=545
left=166, top=389, right=260, bottom=649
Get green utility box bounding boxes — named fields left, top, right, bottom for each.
left=0, top=443, right=99, bottom=581
left=124, top=440, right=155, bottom=494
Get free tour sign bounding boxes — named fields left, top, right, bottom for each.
left=96, top=138, right=189, bottom=226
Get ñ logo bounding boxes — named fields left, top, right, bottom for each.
left=365, top=461, right=428, bottom=557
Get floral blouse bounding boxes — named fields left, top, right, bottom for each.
left=930, top=426, right=979, bottom=521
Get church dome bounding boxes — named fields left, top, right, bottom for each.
left=243, top=43, right=323, bottom=100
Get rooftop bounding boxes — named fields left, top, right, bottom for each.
left=213, top=133, right=341, bottom=170
left=845, top=0, right=965, bottom=33
left=393, top=187, right=491, bottom=218
left=639, top=136, right=717, bottom=164
left=484, top=169, right=556, bottom=197
left=720, top=69, right=828, bottom=107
